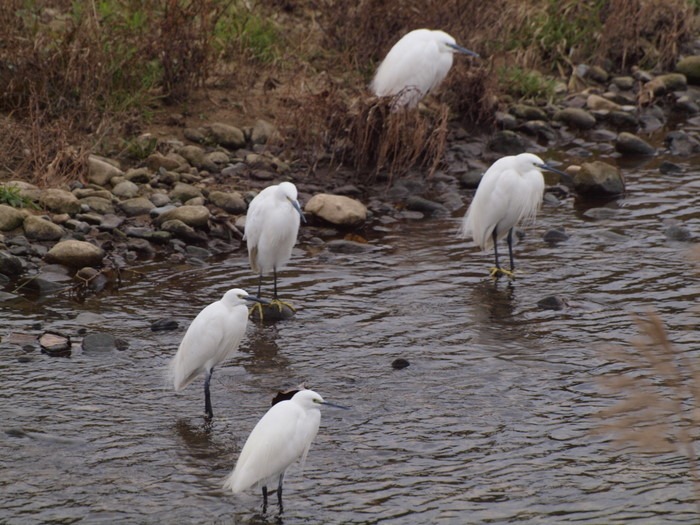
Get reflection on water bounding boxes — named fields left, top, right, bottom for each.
left=1, top=160, right=700, bottom=524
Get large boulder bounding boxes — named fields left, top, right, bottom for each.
left=205, top=122, right=246, bottom=149
left=88, top=155, right=123, bottom=186
left=573, top=161, right=625, bottom=196
left=23, top=215, right=64, bottom=241
left=156, top=205, right=210, bottom=228
left=0, top=204, right=27, bottom=231
left=40, top=189, right=81, bottom=215
left=305, top=194, right=367, bottom=227
left=45, top=240, right=105, bottom=268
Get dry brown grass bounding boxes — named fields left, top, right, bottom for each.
left=597, top=311, right=700, bottom=507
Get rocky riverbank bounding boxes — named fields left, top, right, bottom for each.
left=2, top=56, right=700, bottom=302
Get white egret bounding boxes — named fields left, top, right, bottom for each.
left=169, top=288, right=265, bottom=419
left=244, top=182, right=305, bottom=314
left=371, top=28, right=480, bottom=109
left=459, top=153, right=569, bottom=278
left=223, top=389, right=347, bottom=513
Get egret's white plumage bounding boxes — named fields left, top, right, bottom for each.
left=371, top=29, right=479, bottom=109
left=169, top=288, right=262, bottom=418
left=459, top=153, right=566, bottom=277
left=224, top=389, right=346, bottom=511
left=244, top=182, right=305, bottom=302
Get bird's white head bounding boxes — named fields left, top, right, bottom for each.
left=291, top=389, right=350, bottom=411
left=221, top=288, right=252, bottom=307
left=276, top=181, right=306, bottom=223
left=431, top=30, right=480, bottom=58
left=513, top=153, right=571, bottom=182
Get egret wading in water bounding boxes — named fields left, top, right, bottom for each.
left=459, top=153, right=569, bottom=278
left=371, top=29, right=479, bottom=109
left=169, top=289, right=265, bottom=419
left=223, top=389, right=348, bottom=513
left=244, top=182, right=305, bottom=318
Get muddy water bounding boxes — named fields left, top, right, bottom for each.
left=1, top=158, right=700, bottom=524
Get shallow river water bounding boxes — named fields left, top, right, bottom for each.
left=1, top=153, right=700, bottom=524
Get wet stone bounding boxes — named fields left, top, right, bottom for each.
left=543, top=228, right=570, bottom=244
left=81, top=332, right=117, bottom=354
left=326, top=239, right=374, bottom=254
left=659, top=161, right=682, bottom=174
left=537, top=296, right=568, bottom=311
left=665, top=130, right=700, bottom=156
left=45, top=240, right=105, bottom=268
left=124, top=227, right=172, bottom=244
left=0, top=251, right=23, bottom=277
left=554, top=107, right=597, bottom=130
left=664, top=225, right=692, bottom=241
left=487, top=130, right=533, bottom=155
left=405, top=196, right=448, bottom=217
left=459, top=170, right=484, bottom=189
left=39, top=332, right=71, bottom=357
left=615, top=132, right=655, bottom=156
left=392, top=358, right=410, bottom=370
left=583, top=208, right=620, bottom=220
left=151, top=318, right=179, bottom=332
left=574, top=161, right=625, bottom=196
left=249, top=303, right=296, bottom=323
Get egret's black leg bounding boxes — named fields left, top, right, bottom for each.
left=262, top=486, right=268, bottom=514
left=492, top=229, right=501, bottom=271
left=277, top=473, right=285, bottom=514
left=204, top=368, right=214, bottom=419
left=273, top=267, right=279, bottom=301
left=257, top=273, right=263, bottom=298
left=506, top=228, right=515, bottom=272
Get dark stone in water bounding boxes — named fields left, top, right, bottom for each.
left=39, top=332, right=71, bottom=357
left=326, top=239, right=373, bottom=254
left=543, top=228, right=570, bottom=244
left=537, top=296, right=568, bottom=311
left=0, top=251, right=23, bottom=277
left=151, top=319, right=179, bottom=332
left=392, top=358, right=410, bottom=370
left=664, top=225, right=693, bottom=241
left=659, top=161, right=682, bottom=174
left=405, top=196, right=448, bottom=217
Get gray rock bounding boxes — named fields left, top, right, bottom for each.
left=459, top=170, right=484, bottom=189
left=39, top=332, right=71, bottom=356
left=537, top=295, right=568, bottom=311
left=170, top=182, right=203, bottom=203
left=178, top=145, right=218, bottom=172
left=24, top=215, right=64, bottom=241
left=146, top=152, right=183, bottom=172
left=586, top=94, right=621, bottom=111
left=245, top=153, right=290, bottom=173
left=543, top=228, right=570, bottom=244
left=205, top=122, right=246, bottom=149
left=40, top=189, right=81, bottom=215
left=149, top=193, right=171, bottom=207
left=665, top=130, right=700, bottom=156
left=151, top=318, right=179, bottom=331
left=208, top=190, right=247, bottom=214
left=664, top=225, right=692, bottom=241
left=487, top=130, right=533, bottom=155
left=574, top=161, right=625, bottom=196
left=605, top=111, right=639, bottom=129
left=73, top=188, right=113, bottom=200
left=554, top=107, right=597, bottom=129
left=205, top=151, right=231, bottom=167
left=251, top=119, right=278, bottom=144
left=98, top=214, right=124, bottom=231
left=674, top=95, right=699, bottom=114
left=0, top=204, right=27, bottom=231
left=509, top=104, right=547, bottom=121
left=81, top=332, right=116, bottom=354
left=160, top=219, right=208, bottom=243
left=676, top=56, right=700, bottom=84
left=183, top=127, right=207, bottom=144
left=112, top=180, right=140, bottom=199
left=124, top=168, right=152, bottom=184
left=80, top=196, right=115, bottom=214
left=156, top=205, right=210, bottom=228
left=659, top=161, right=682, bottom=174
left=305, top=194, right=367, bottom=227
left=124, top=227, right=172, bottom=244
left=405, top=196, right=448, bottom=216
left=583, top=207, right=620, bottom=220
left=119, top=197, right=155, bottom=217
left=0, top=251, right=23, bottom=276
left=615, top=132, right=655, bottom=156
left=45, top=240, right=105, bottom=268
left=88, top=155, right=123, bottom=186
left=326, top=239, right=374, bottom=254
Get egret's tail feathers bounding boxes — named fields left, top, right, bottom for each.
left=168, top=356, right=199, bottom=392
left=223, top=469, right=250, bottom=494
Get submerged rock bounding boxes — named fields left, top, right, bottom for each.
left=39, top=332, right=71, bottom=357
left=82, top=332, right=117, bottom=354
left=537, top=295, right=568, bottom=311
left=151, top=319, right=179, bottom=332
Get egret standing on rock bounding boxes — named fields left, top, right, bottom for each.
left=244, top=181, right=305, bottom=315
left=223, top=389, right=347, bottom=513
left=371, top=28, right=479, bottom=109
left=169, top=288, right=265, bottom=420
left=459, top=153, right=569, bottom=278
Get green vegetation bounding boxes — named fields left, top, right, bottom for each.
left=498, top=66, right=557, bottom=103
left=0, top=185, right=37, bottom=209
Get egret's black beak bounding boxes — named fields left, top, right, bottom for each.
left=292, top=200, right=307, bottom=224
left=244, top=294, right=269, bottom=305
left=320, top=400, right=350, bottom=410
left=538, top=163, right=573, bottom=185
left=447, top=43, right=480, bottom=59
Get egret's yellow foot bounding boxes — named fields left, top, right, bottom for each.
left=270, top=299, right=296, bottom=313
left=489, top=267, right=515, bottom=279
left=249, top=302, right=265, bottom=320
